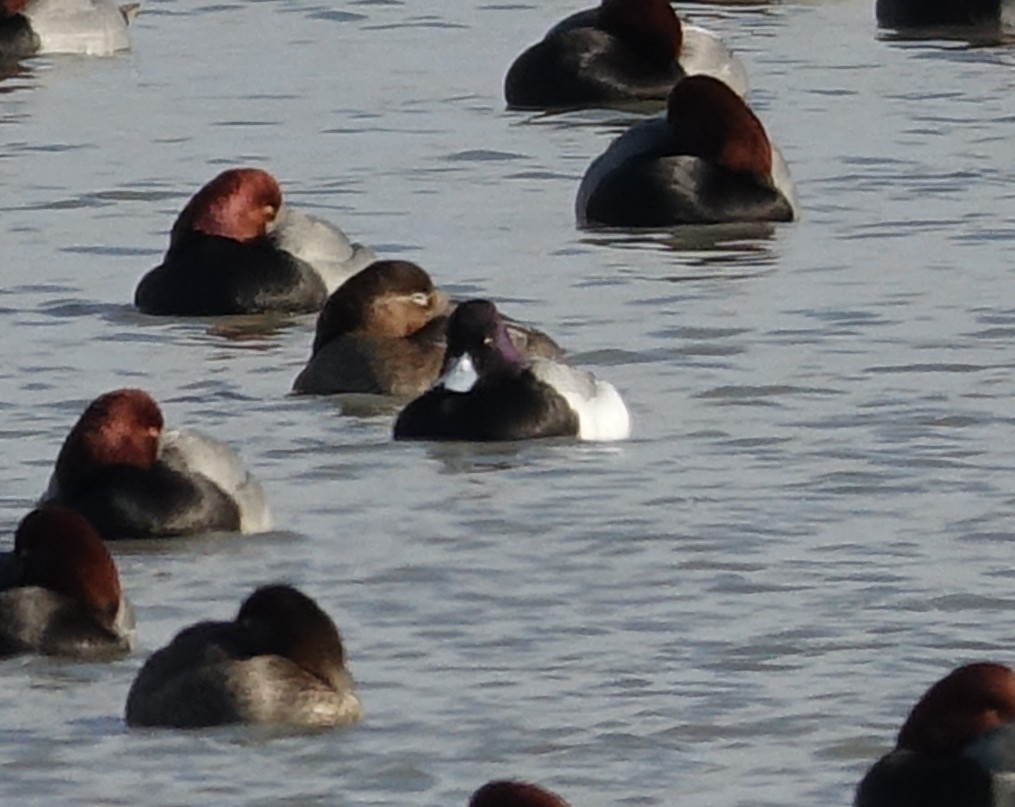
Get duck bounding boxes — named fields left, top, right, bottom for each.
left=0, top=0, right=135, bottom=60
left=503, top=0, right=748, bottom=110
left=576, top=74, right=797, bottom=227
left=125, top=584, right=362, bottom=728
left=855, top=662, right=1015, bottom=807
left=469, top=781, right=572, bottom=807
left=0, top=506, right=135, bottom=660
left=394, top=299, right=629, bottom=442
left=41, top=388, right=272, bottom=540
left=292, top=260, right=565, bottom=397
left=134, top=168, right=376, bottom=316
left=875, top=0, right=1010, bottom=29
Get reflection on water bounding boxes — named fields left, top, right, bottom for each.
left=329, top=393, right=405, bottom=419
left=203, top=313, right=309, bottom=342
left=424, top=441, right=533, bottom=476
left=877, top=23, right=1015, bottom=47
left=581, top=220, right=779, bottom=252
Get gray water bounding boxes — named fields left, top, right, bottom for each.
left=1, top=0, right=1015, bottom=804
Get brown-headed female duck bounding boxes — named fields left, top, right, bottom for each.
left=41, top=389, right=271, bottom=540
left=291, top=260, right=564, bottom=397
left=0, top=0, right=135, bottom=60
left=0, top=506, right=134, bottom=660
left=125, top=584, right=362, bottom=728
left=855, top=662, right=1015, bottom=807
left=469, top=781, right=572, bottom=807
left=394, top=299, right=629, bottom=442
left=576, top=74, right=798, bottom=227
left=134, top=168, right=376, bottom=316
left=504, top=0, right=747, bottom=110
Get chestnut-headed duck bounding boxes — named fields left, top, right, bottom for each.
left=394, top=299, right=629, bottom=442
left=504, top=0, right=748, bottom=110
left=576, top=74, right=797, bottom=227
left=292, top=260, right=565, bottom=397
left=855, top=662, right=1015, bottom=807
left=0, top=506, right=134, bottom=660
left=0, top=0, right=135, bottom=60
left=41, top=389, right=271, bottom=540
left=876, top=0, right=1010, bottom=29
left=125, top=584, right=362, bottom=728
left=469, top=781, right=572, bottom=807
left=134, top=168, right=376, bottom=316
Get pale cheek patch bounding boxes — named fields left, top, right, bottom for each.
left=438, top=354, right=479, bottom=393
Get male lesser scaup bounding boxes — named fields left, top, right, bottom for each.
left=394, top=299, right=629, bottom=442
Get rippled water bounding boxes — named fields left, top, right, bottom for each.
left=2, top=0, right=1015, bottom=804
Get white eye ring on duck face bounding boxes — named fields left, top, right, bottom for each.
left=409, top=292, right=430, bottom=307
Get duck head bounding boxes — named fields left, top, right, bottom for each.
left=170, top=168, right=283, bottom=247
left=438, top=299, right=526, bottom=392
left=666, top=74, right=774, bottom=182
left=15, top=506, right=123, bottom=624
left=0, top=0, right=29, bottom=15
left=312, top=260, right=448, bottom=352
left=598, top=0, right=683, bottom=66
left=236, top=584, right=349, bottom=690
left=896, top=663, right=1015, bottom=757
left=54, top=389, right=163, bottom=493
left=469, top=781, right=572, bottom=807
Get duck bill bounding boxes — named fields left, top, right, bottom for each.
left=437, top=353, right=479, bottom=393
left=432, top=290, right=451, bottom=316
left=264, top=203, right=292, bottom=236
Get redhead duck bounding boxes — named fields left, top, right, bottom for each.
left=876, top=0, right=1008, bottom=29
left=0, top=0, right=135, bottom=60
left=292, top=260, right=564, bottom=397
left=134, top=168, right=376, bottom=316
left=394, top=299, right=629, bottom=442
left=855, top=662, right=1015, bottom=807
left=576, top=75, right=797, bottom=227
left=41, top=389, right=271, bottom=540
left=125, top=584, right=362, bottom=728
left=504, top=0, right=748, bottom=110
left=470, top=781, right=571, bottom=807
left=0, top=506, right=134, bottom=660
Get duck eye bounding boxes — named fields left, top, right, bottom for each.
left=483, top=336, right=493, bottom=346
left=409, top=292, right=430, bottom=307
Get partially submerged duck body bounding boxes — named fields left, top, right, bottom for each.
left=0, top=507, right=134, bottom=660
left=504, top=0, right=747, bottom=110
left=135, top=168, right=376, bottom=316
left=125, top=584, right=361, bottom=728
left=577, top=75, right=797, bottom=227
left=394, top=300, right=629, bottom=442
left=42, top=389, right=271, bottom=540
left=0, top=0, right=135, bottom=60
left=876, top=0, right=1011, bottom=29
